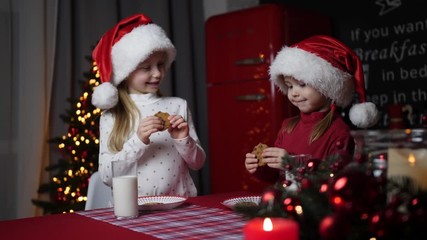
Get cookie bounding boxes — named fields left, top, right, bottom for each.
left=154, top=111, right=170, bottom=131
left=252, top=143, right=268, bottom=166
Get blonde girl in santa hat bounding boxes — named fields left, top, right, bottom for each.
left=92, top=14, right=206, bottom=197
left=245, top=35, right=378, bottom=183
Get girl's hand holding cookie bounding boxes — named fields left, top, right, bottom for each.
left=245, top=153, right=258, bottom=174
left=137, top=116, right=165, bottom=144
left=245, top=143, right=287, bottom=173
left=153, top=112, right=189, bottom=139
left=168, top=115, right=189, bottom=139
left=262, top=147, right=287, bottom=169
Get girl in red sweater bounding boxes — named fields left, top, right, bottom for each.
left=245, top=35, right=379, bottom=182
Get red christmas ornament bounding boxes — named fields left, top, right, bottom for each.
left=370, top=206, right=409, bottom=239
left=70, top=127, right=77, bottom=135
left=54, top=191, right=65, bottom=203
left=81, top=99, right=87, bottom=109
left=285, top=164, right=293, bottom=171
left=82, top=150, right=88, bottom=159
left=301, top=178, right=312, bottom=189
left=408, top=195, right=427, bottom=227
left=260, top=188, right=281, bottom=206
left=319, top=214, right=351, bottom=240
left=328, top=166, right=379, bottom=216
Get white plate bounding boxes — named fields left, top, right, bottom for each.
left=138, top=196, right=187, bottom=211
left=221, top=196, right=261, bottom=209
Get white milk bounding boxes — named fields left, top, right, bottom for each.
left=112, top=175, right=138, bottom=219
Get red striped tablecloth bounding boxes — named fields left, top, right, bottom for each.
left=78, top=204, right=248, bottom=239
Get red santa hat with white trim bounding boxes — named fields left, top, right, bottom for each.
left=269, top=35, right=379, bottom=128
left=91, top=14, right=176, bottom=110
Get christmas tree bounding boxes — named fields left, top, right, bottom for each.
left=32, top=56, right=102, bottom=214
left=236, top=140, right=427, bottom=240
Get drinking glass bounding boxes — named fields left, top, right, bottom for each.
left=283, top=154, right=312, bottom=191
left=111, top=160, right=138, bottom=219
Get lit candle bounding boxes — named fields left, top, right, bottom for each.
left=243, top=217, right=299, bottom=240
left=388, top=148, right=427, bottom=190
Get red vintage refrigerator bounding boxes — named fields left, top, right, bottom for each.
left=206, top=4, right=331, bottom=194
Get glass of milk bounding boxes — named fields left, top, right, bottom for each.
left=282, top=154, right=312, bottom=191
left=111, top=160, right=138, bottom=219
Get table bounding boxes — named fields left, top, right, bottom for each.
left=0, top=191, right=258, bottom=240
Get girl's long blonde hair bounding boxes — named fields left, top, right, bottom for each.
left=283, top=106, right=335, bottom=144
left=107, top=81, right=140, bottom=152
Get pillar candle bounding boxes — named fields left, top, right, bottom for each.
left=388, top=148, right=427, bottom=190
left=243, top=217, right=299, bottom=240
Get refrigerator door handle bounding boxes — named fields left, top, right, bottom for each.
left=235, top=94, right=267, bottom=101
left=234, top=57, right=265, bottom=65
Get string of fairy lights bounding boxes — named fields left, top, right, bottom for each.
left=52, top=61, right=102, bottom=213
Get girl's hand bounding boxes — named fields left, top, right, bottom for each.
left=245, top=153, right=258, bottom=174
left=137, top=116, right=164, bottom=144
left=168, top=115, right=189, bottom=139
left=262, top=147, right=287, bottom=169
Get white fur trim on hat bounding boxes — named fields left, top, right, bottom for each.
left=111, top=24, right=176, bottom=86
left=269, top=47, right=354, bottom=108
left=92, top=82, right=118, bottom=110
left=349, top=102, right=379, bottom=128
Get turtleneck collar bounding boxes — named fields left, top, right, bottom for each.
left=300, top=111, right=329, bottom=124
left=129, top=92, right=161, bottom=104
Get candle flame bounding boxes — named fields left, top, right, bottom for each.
left=263, top=217, right=273, bottom=231
left=408, top=153, right=416, bottom=166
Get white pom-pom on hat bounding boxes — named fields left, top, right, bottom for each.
left=349, top=102, right=379, bottom=128
left=92, top=82, right=118, bottom=110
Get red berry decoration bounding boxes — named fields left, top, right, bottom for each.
left=306, top=158, right=320, bottom=172
left=283, top=180, right=293, bottom=188
left=282, top=197, right=300, bottom=217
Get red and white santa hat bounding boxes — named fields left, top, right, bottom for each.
left=269, top=35, right=379, bottom=128
left=91, top=14, right=176, bottom=110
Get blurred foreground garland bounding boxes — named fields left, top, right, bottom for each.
left=236, top=150, right=427, bottom=240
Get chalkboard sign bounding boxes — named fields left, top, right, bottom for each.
left=337, top=0, right=426, bottom=129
